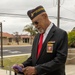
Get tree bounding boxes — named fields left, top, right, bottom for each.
left=68, top=31, right=75, bottom=47
left=72, top=27, right=75, bottom=31
left=23, top=23, right=38, bottom=44
left=13, top=32, right=21, bottom=45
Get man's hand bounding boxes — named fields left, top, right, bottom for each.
left=12, top=64, right=24, bottom=73
left=23, top=66, right=37, bottom=75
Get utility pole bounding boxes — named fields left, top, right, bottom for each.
left=0, top=22, right=4, bottom=68
left=57, top=0, right=60, bottom=28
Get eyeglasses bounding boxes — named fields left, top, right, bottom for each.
left=32, top=21, right=39, bottom=25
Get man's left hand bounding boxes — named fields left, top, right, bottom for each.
left=23, top=66, right=37, bottom=75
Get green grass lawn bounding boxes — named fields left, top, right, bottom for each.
left=0, top=55, right=29, bottom=70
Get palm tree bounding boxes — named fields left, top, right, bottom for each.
left=23, top=23, right=38, bottom=44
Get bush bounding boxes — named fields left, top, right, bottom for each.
left=68, top=31, right=75, bottom=48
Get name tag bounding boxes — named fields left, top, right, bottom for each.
left=47, top=41, right=55, bottom=53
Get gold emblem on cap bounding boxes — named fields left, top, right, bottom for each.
left=31, top=13, right=34, bottom=17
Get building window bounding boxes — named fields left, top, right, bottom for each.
left=23, top=38, right=29, bottom=43
left=9, top=38, right=12, bottom=42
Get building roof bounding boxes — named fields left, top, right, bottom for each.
left=0, top=32, right=13, bottom=38
left=0, top=32, right=34, bottom=39
left=20, top=35, right=30, bottom=38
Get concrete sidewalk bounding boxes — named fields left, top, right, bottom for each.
left=0, top=65, right=75, bottom=75
left=3, top=44, right=31, bottom=47
left=0, top=68, right=14, bottom=75
left=66, top=65, right=75, bottom=75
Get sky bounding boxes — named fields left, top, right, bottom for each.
left=0, top=0, right=75, bottom=34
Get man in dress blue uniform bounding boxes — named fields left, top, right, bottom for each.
left=13, top=5, right=68, bottom=75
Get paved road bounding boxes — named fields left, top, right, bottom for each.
left=0, top=45, right=32, bottom=56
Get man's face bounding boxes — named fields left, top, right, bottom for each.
left=32, top=14, right=46, bottom=34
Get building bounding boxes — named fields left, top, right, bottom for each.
left=0, top=32, right=33, bottom=45
left=0, top=32, right=13, bottom=45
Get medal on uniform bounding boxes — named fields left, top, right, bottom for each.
left=47, top=41, right=55, bottom=53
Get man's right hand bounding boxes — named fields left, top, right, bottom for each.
left=12, top=64, right=24, bottom=73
